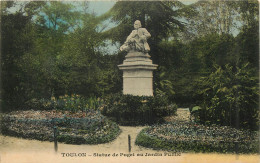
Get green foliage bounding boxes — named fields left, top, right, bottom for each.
left=185, top=33, right=236, bottom=71
left=196, top=63, right=259, bottom=130
left=53, top=94, right=102, bottom=112
left=1, top=1, right=15, bottom=14
left=24, top=98, right=54, bottom=111
left=187, top=1, right=239, bottom=37
left=135, top=122, right=259, bottom=153
left=36, top=2, right=80, bottom=32
left=55, top=13, right=121, bottom=97
left=236, top=0, right=259, bottom=28
left=155, top=33, right=237, bottom=107
left=190, top=106, right=201, bottom=122
left=135, top=128, right=177, bottom=151
left=1, top=2, right=122, bottom=112
left=24, top=94, right=103, bottom=113
left=236, top=19, right=259, bottom=69
left=154, top=68, right=176, bottom=100
left=101, top=93, right=177, bottom=125
left=1, top=12, right=34, bottom=111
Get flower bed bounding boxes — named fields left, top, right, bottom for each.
left=135, top=122, right=259, bottom=153
left=1, top=110, right=120, bottom=144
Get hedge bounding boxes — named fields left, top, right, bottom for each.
left=101, top=92, right=177, bottom=125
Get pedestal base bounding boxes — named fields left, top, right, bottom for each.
left=118, top=51, right=157, bottom=96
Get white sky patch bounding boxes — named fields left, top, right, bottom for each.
left=7, top=1, right=24, bottom=13
left=88, top=1, right=116, bottom=15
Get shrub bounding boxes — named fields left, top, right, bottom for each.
left=135, top=122, right=259, bottom=153
left=24, top=94, right=103, bottom=113
left=24, top=98, right=55, bottom=110
left=101, top=92, right=177, bottom=125
left=195, top=63, right=259, bottom=130
left=1, top=110, right=120, bottom=144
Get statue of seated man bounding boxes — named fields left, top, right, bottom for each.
left=120, top=20, right=151, bottom=53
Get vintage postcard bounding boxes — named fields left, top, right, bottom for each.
left=0, top=0, right=259, bottom=163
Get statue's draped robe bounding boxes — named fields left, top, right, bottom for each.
left=121, top=28, right=151, bottom=52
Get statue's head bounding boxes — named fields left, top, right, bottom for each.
left=134, top=20, right=141, bottom=29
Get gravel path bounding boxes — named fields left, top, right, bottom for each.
left=164, top=108, right=191, bottom=122
left=0, top=109, right=259, bottom=163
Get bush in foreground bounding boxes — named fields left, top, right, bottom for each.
left=135, top=122, right=259, bottom=153
left=1, top=110, right=120, bottom=144
left=101, top=92, right=177, bottom=125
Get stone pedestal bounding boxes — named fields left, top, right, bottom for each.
left=118, top=51, right=158, bottom=96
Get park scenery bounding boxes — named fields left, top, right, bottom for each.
left=0, top=1, right=259, bottom=163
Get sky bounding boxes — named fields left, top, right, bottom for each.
left=8, top=1, right=116, bottom=15
left=88, top=1, right=116, bottom=15
left=87, top=1, right=196, bottom=15
left=8, top=1, right=197, bottom=15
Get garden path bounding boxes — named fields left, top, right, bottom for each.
left=0, top=108, right=258, bottom=163
left=164, top=108, right=191, bottom=122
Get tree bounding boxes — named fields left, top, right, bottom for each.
left=236, top=0, right=259, bottom=28
left=235, top=0, right=259, bottom=70
left=186, top=0, right=239, bottom=38
left=1, top=2, right=85, bottom=111
left=103, top=1, right=185, bottom=64
left=0, top=1, right=15, bottom=15
left=55, top=12, right=121, bottom=97
left=23, top=1, right=46, bottom=19
left=36, top=2, right=80, bottom=32
left=1, top=11, right=34, bottom=111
